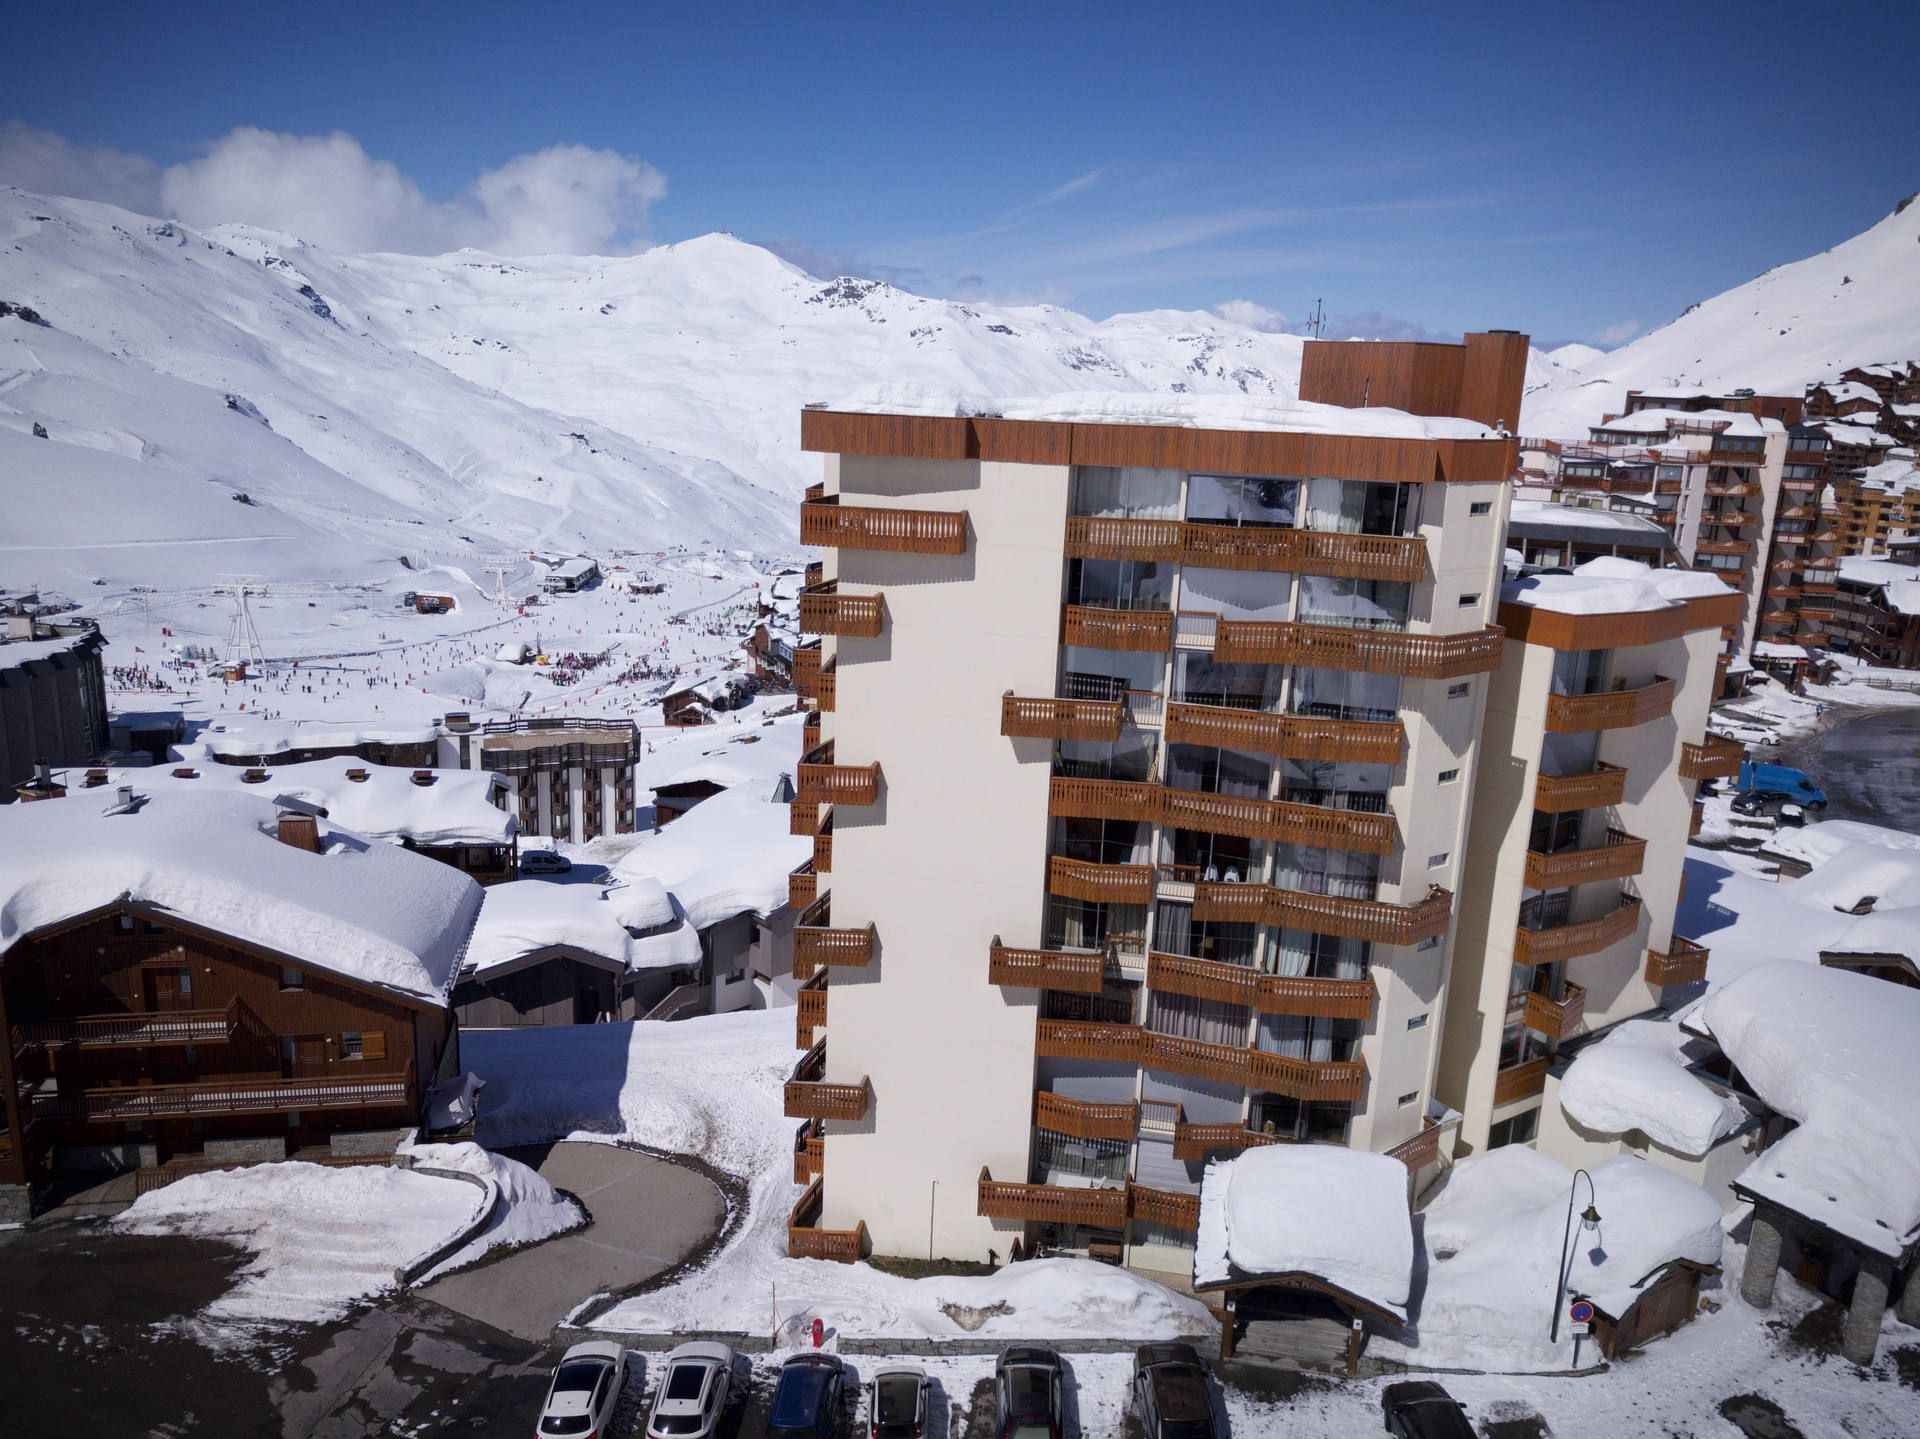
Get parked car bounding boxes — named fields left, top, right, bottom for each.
left=1731, top=788, right=1794, bottom=817
left=993, top=1346, right=1064, bottom=1439
left=645, top=1341, right=736, bottom=1438
left=521, top=849, right=573, bottom=875
left=536, top=1341, right=626, bottom=1438
left=1131, top=1343, right=1217, bottom=1438
left=1737, top=760, right=1827, bottom=810
left=766, top=1353, right=845, bottom=1439
left=1381, top=1380, right=1476, bottom=1439
left=865, top=1364, right=931, bottom=1438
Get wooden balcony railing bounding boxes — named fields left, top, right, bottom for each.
left=792, top=1119, right=825, bottom=1183
left=1048, top=777, right=1394, bottom=855
left=1061, top=604, right=1175, bottom=653
left=1533, top=763, right=1628, bottom=814
left=1047, top=855, right=1156, bottom=905
left=1001, top=695, right=1124, bottom=742
left=1063, top=516, right=1426, bottom=583
left=1514, top=894, right=1641, bottom=967
left=988, top=941, right=1108, bottom=993
left=16, top=1001, right=241, bottom=1049
left=801, top=498, right=968, bottom=555
left=787, top=1178, right=867, bottom=1262
left=1679, top=734, right=1744, bottom=782
left=1523, top=828, right=1647, bottom=889
left=798, top=582, right=885, bottom=638
left=1690, top=799, right=1704, bottom=838
left=814, top=825, right=832, bottom=872
left=1545, top=678, right=1676, bottom=734
left=1164, top=703, right=1404, bottom=765
left=793, top=645, right=836, bottom=711
left=1384, top=1120, right=1444, bottom=1172
left=1146, top=953, right=1374, bottom=1020
left=805, top=560, right=824, bottom=587
left=790, top=798, right=825, bottom=837
left=792, top=918, right=876, bottom=979
left=1048, top=776, right=1162, bottom=825
left=783, top=1044, right=870, bottom=1121
left=1191, top=881, right=1454, bottom=946
left=795, top=981, right=826, bottom=1049
left=1492, top=1055, right=1552, bottom=1107
left=796, top=760, right=880, bottom=807
left=1646, top=936, right=1710, bottom=986
left=1035, top=1019, right=1146, bottom=1064
left=1246, top=1048, right=1369, bottom=1102
left=35, top=1063, right=414, bottom=1122
left=1034, top=1090, right=1139, bottom=1142
left=1694, top=538, right=1752, bottom=558
left=1522, top=982, right=1588, bottom=1041
left=788, top=860, right=819, bottom=911
left=978, top=1167, right=1130, bottom=1229
left=1128, top=1183, right=1201, bottom=1233
left=1171, top=1122, right=1285, bottom=1162
left=1212, top=620, right=1504, bottom=678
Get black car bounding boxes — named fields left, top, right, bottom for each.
left=1731, top=788, right=1793, bottom=816
left=766, top=1353, right=845, bottom=1439
left=992, top=1346, right=1064, bottom=1439
left=1381, top=1380, right=1475, bottom=1439
left=1131, top=1343, right=1217, bottom=1439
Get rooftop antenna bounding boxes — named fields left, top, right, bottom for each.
left=216, top=576, right=268, bottom=672
left=1305, top=298, right=1327, bottom=340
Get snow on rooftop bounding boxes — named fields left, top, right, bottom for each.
left=1762, top=818, right=1920, bottom=872
left=1557, top=1018, right=1749, bottom=1157
left=1753, top=640, right=1810, bottom=660
left=0, top=627, right=99, bottom=671
left=195, top=715, right=441, bottom=759
left=1501, top=555, right=1732, bottom=616
left=1597, top=408, right=1782, bottom=438
left=616, top=780, right=809, bottom=929
left=1695, top=961, right=1920, bottom=1257
left=1194, top=1145, right=1412, bottom=1319
left=650, top=724, right=802, bottom=795
left=0, top=787, right=480, bottom=1003
left=831, top=383, right=1500, bottom=441
left=1507, top=500, right=1671, bottom=537
left=1814, top=420, right=1897, bottom=447
left=465, top=877, right=692, bottom=976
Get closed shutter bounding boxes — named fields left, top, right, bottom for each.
left=361, top=1029, right=388, bottom=1061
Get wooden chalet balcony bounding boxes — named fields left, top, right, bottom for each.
left=1646, top=936, right=1710, bottom=986
left=788, top=1178, right=867, bottom=1262
left=792, top=1118, right=825, bottom=1183
left=1704, top=480, right=1761, bottom=498
left=814, top=824, right=832, bottom=872
left=1063, top=515, right=1426, bottom=583
left=35, top=1065, right=414, bottom=1122
left=1171, top=1122, right=1284, bottom=1162
left=1191, top=880, right=1453, bottom=947
left=1128, top=1183, right=1201, bottom=1233
left=790, top=799, right=824, bottom=837
left=796, top=758, right=880, bottom=807
left=978, top=1167, right=1129, bottom=1229
left=1522, top=828, right=1647, bottom=889
left=800, top=497, right=968, bottom=555
left=1035, top=1019, right=1146, bottom=1064
left=1694, top=538, right=1752, bottom=558
left=1047, top=777, right=1394, bottom=855
left=1492, top=1055, right=1552, bottom=1107
left=1533, top=762, right=1628, bottom=814
left=798, top=582, right=884, bottom=637
left=1034, top=1090, right=1139, bottom=1142
left=988, top=941, right=1107, bottom=993
left=1707, top=447, right=1765, bottom=467
left=1061, top=604, right=1174, bottom=653
left=1048, top=776, right=1162, bottom=825
left=1799, top=581, right=1837, bottom=596
left=788, top=860, right=819, bottom=911
left=793, top=893, right=875, bottom=978
left=1146, top=953, right=1373, bottom=1020
left=1212, top=619, right=1504, bottom=678
left=795, top=979, right=826, bottom=1049
left=783, top=1043, right=870, bottom=1121
left=1691, top=800, right=1704, bottom=838
left=793, top=643, right=836, bottom=710
left=1001, top=695, right=1123, bottom=742
left=1384, top=1120, right=1444, bottom=1172
left=1679, top=734, right=1744, bottom=782
left=1048, top=854, right=1156, bottom=905
left=1514, top=894, right=1641, bottom=967
left=1545, top=677, right=1676, bottom=734
left=1164, top=702, right=1404, bottom=764
left=1522, top=982, right=1588, bottom=1041
left=16, top=1002, right=242, bottom=1049
left=1246, top=1047, right=1369, bottom=1102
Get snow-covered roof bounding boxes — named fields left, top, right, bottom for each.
left=1695, top=962, right=1920, bottom=1257
left=196, top=716, right=441, bottom=760
left=0, top=627, right=102, bottom=673
left=55, top=759, right=514, bottom=847
left=465, top=877, right=695, bottom=976
left=549, top=555, right=598, bottom=579
left=616, top=780, right=809, bottom=928
left=0, top=787, right=480, bottom=1004
left=648, top=724, right=802, bottom=795
left=1820, top=381, right=1882, bottom=406
left=1762, top=818, right=1920, bottom=872
left=1501, top=555, right=1732, bottom=616
left=1835, top=556, right=1920, bottom=615
left=1752, top=640, right=1810, bottom=660
left=830, top=383, right=1499, bottom=442
left=1557, top=1017, right=1749, bottom=1157
left=1814, top=420, right=1897, bottom=448
left=1595, top=408, right=1781, bottom=439
left=1507, top=500, right=1673, bottom=543
left=1193, top=1145, right=1412, bottom=1320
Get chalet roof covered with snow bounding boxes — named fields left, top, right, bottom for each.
left=1506, top=500, right=1676, bottom=548
left=195, top=716, right=441, bottom=760
left=1557, top=1016, right=1749, bottom=1157
left=0, top=786, right=481, bottom=1004
left=1193, top=1145, right=1412, bottom=1321
left=1595, top=408, right=1783, bottom=439
left=1501, top=555, right=1732, bottom=616
left=464, top=876, right=696, bottom=976
left=1836, top=556, right=1920, bottom=615
left=647, top=723, right=802, bottom=795
left=0, top=625, right=102, bottom=673
left=616, top=779, right=810, bottom=929
left=1694, top=962, right=1920, bottom=1258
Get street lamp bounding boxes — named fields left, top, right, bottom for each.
left=1549, top=1169, right=1602, bottom=1343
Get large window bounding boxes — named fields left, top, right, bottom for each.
left=1251, top=1096, right=1351, bottom=1143
left=1055, top=731, right=1157, bottom=783
left=1549, top=648, right=1608, bottom=697
left=1289, top=668, right=1403, bottom=724
left=1034, top=1130, right=1129, bottom=1184
left=1051, top=816, right=1150, bottom=867
left=1255, top=1013, right=1361, bottom=1062
left=1060, top=646, right=1161, bottom=704
left=1066, top=557, right=1173, bottom=611
left=1297, top=574, right=1410, bottom=631
left=1188, top=473, right=1298, bottom=528
left=1173, top=652, right=1281, bottom=712
left=1303, top=477, right=1415, bottom=535
left=1269, top=928, right=1370, bottom=980
left=1159, top=827, right=1264, bottom=887
left=1279, top=758, right=1391, bottom=813
left=1072, top=465, right=1180, bottom=519
left=1273, top=842, right=1380, bottom=900
left=1153, top=900, right=1259, bottom=966
left=1164, top=743, right=1270, bottom=798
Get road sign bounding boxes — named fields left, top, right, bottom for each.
left=1569, top=1299, right=1595, bottom=1324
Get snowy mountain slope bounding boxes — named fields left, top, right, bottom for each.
left=1523, top=195, right=1920, bottom=436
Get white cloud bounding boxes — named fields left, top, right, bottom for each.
left=0, top=123, right=665, bottom=256
left=1595, top=320, right=1640, bottom=345
left=1211, top=298, right=1290, bottom=332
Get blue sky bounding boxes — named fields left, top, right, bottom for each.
left=5, top=2, right=1918, bottom=346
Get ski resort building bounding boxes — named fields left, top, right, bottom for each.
left=785, top=332, right=1529, bottom=1265
left=541, top=556, right=601, bottom=593
left=441, top=713, right=640, bottom=842
left=0, top=619, right=108, bottom=798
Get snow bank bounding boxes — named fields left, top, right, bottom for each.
left=1193, top=1145, right=1412, bottom=1320
left=401, top=1139, right=584, bottom=1279
left=1501, top=555, right=1732, bottom=616
left=1696, top=962, right=1920, bottom=1258
left=1557, top=1018, right=1748, bottom=1156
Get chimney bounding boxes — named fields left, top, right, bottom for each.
left=276, top=812, right=321, bottom=853
left=411, top=769, right=437, bottom=787
left=242, top=767, right=269, bottom=784
left=83, top=767, right=109, bottom=788
left=346, top=767, right=369, bottom=782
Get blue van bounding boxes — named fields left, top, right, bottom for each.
left=1737, top=760, right=1827, bottom=809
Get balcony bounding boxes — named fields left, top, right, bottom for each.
left=795, top=758, right=880, bottom=807
left=1704, top=480, right=1761, bottom=498
left=1001, top=695, right=1123, bottom=742
left=798, top=582, right=884, bottom=638
left=800, top=497, right=968, bottom=555
left=1036, top=1019, right=1146, bottom=1064
left=989, top=941, right=1109, bottom=993
left=1128, top=1183, right=1201, bottom=1233
left=1047, top=778, right=1394, bottom=855
left=978, top=1167, right=1129, bottom=1229
left=793, top=893, right=876, bottom=978
left=1492, top=1055, right=1552, bottom=1106
left=1191, top=880, right=1454, bottom=947
left=15, top=1001, right=243, bottom=1049
left=790, top=798, right=825, bottom=837
left=1533, top=762, right=1628, bottom=814
left=1063, top=515, right=1426, bottom=583
left=787, top=1178, right=867, bottom=1262
left=1523, top=828, right=1647, bottom=889
left=1034, top=1090, right=1139, bottom=1142
left=783, top=1043, right=870, bottom=1121
left=1514, top=894, right=1642, bottom=967
left=795, top=978, right=826, bottom=1049
left=1047, top=855, right=1156, bottom=906
left=814, top=824, right=832, bottom=872
left=1061, top=604, right=1174, bottom=653
left=1545, top=677, right=1676, bottom=733
left=1384, top=1120, right=1445, bottom=1172
left=1679, top=734, right=1744, bottom=782
left=1164, top=702, right=1404, bottom=765
left=1646, top=936, right=1710, bottom=986
left=1048, top=776, right=1162, bottom=825
left=1694, top=538, right=1752, bottom=558
left=1133, top=1029, right=1367, bottom=1102
left=1146, top=953, right=1374, bottom=1020
left=1171, top=1121, right=1285, bottom=1162
left=1212, top=619, right=1504, bottom=678
left=33, top=1064, right=415, bottom=1122
left=793, top=644, right=836, bottom=711
left=1707, top=447, right=1765, bottom=468
left=792, top=1118, right=825, bottom=1183
left=788, top=860, right=819, bottom=911
left=1522, top=982, right=1588, bottom=1040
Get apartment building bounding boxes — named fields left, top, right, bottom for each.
left=784, top=333, right=1528, bottom=1266
left=1436, top=559, right=1742, bottom=1154
left=1825, top=554, right=1920, bottom=668
left=442, top=713, right=639, bottom=843
left=0, top=618, right=108, bottom=795
left=1831, top=460, right=1920, bottom=557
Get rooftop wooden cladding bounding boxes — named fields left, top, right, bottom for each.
left=799, top=408, right=1519, bottom=485
left=1212, top=619, right=1506, bottom=678
left=1297, top=332, right=1531, bottom=431
left=1497, top=590, right=1744, bottom=651
left=1063, top=515, right=1427, bottom=583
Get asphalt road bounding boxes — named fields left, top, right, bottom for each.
left=1773, top=707, right=1920, bottom=829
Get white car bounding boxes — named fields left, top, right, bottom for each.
left=520, top=850, right=573, bottom=875
left=536, top=1341, right=626, bottom=1438
left=646, top=1341, right=737, bottom=1437
left=866, top=1365, right=931, bottom=1438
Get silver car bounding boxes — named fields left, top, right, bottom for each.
left=536, top=1341, right=626, bottom=1439
left=646, top=1340, right=737, bottom=1438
